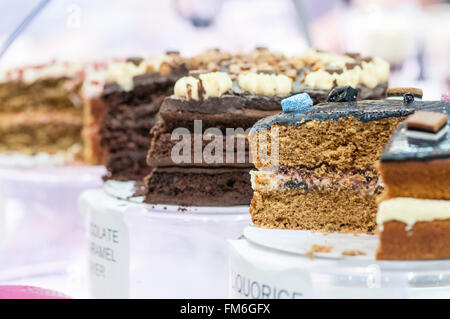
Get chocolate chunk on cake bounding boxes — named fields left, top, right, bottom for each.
left=404, top=110, right=448, bottom=141
left=248, top=94, right=446, bottom=233
left=376, top=106, right=450, bottom=260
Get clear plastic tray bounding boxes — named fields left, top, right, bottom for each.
left=0, top=165, right=105, bottom=281
left=229, top=226, right=450, bottom=299
left=79, top=182, right=251, bottom=298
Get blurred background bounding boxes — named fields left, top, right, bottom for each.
left=0, top=0, right=449, bottom=97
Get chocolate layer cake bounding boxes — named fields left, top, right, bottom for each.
left=376, top=106, right=450, bottom=260
left=146, top=48, right=389, bottom=205
left=100, top=53, right=189, bottom=180
left=0, top=62, right=85, bottom=157
left=144, top=50, right=390, bottom=206
left=248, top=97, right=446, bottom=233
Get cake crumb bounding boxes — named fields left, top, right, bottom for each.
left=178, top=206, right=187, bottom=212
left=342, top=249, right=366, bottom=256
left=305, top=244, right=332, bottom=259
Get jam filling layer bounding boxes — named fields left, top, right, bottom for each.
left=251, top=166, right=382, bottom=194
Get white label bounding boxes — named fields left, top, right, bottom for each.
left=229, top=240, right=312, bottom=299
left=230, top=269, right=307, bottom=299
left=88, top=207, right=129, bottom=298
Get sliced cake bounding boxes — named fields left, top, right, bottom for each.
left=376, top=107, right=450, bottom=260
left=0, top=62, right=85, bottom=157
left=248, top=89, right=446, bottom=233
left=144, top=50, right=391, bottom=206
left=99, top=53, right=189, bottom=180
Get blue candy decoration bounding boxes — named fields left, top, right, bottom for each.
left=281, top=93, right=313, bottom=113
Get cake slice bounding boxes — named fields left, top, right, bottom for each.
left=144, top=50, right=391, bottom=206
left=81, top=61, right=112, bottom=165
left=248, top=92, right=447, bottom=233
left=376, top=107, right=450, bottom=260
left=0, top=62, right=85, bottom=157
left=100, top=53, right=189, bottom=180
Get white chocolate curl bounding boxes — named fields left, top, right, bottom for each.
left=174, top=72, right=232, bottom=101
left=237, top=72, right=293, bottom=95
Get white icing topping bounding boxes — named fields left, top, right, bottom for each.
left=146, top=54, right=172, bottom=72
left=0, top=61, right=84, bottom=84
left=106, top=61, right=148, bottom=91
left=386, top=96, right=405, bottom=101
left=298, top=49, right=390, bottom=90
left=359, top=61, right=380, bottom=89
left=81, top=62, right=111, bottom=98
left=304, top=69, right=335, bottom=90
left=295, top=49, right=353, bottom=68
left=335, top=66, right=361, bottom=88
left=371, top=57, right=390, bottom=83
left=106, top=54, right=177, bottom=91
left=199, top=72, right=232, bottom=99
left=238, top=72, right=292, bottom=95
left=174, top=72, right=232, bottom=101
left=174, top=76, right=200, bottom=100
left=377, top=198, right=450, bottom=230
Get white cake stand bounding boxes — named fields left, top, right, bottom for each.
left=79, top=181, right=251, bottom=299
left=229, top=226, right=450, bottom=299
left=0, top=163, right=105, bottom=284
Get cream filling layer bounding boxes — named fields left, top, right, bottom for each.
left=377, top=197, right=450, bottom=230
left=250, top=167, right=380, bottom=194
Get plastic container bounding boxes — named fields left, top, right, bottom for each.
left=79, top=182, right=251, bottom=298
left=229, top=226, right=450, bottom=299
left=0, top=165, right=105, bottom=281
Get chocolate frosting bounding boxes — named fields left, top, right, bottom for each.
left=250, top=100, right=449, bottom=133
left=163, top=81, right=388, bottom=115
left=102, top=65, right=188, bottom=107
